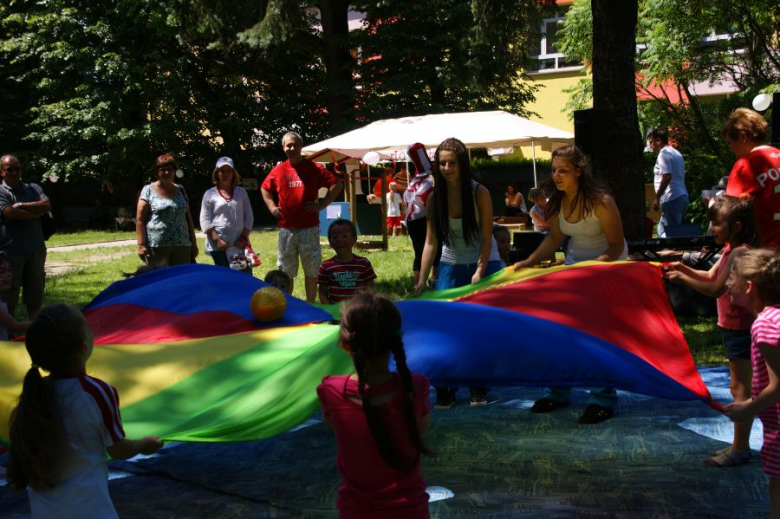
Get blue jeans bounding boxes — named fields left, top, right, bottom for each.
left=436, top=260, right=503, bottom=290
left=435, top=259, right=502, bottom=403
left=657, top=194, right=689, bottom=238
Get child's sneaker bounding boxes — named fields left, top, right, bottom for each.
left=435, top=387, right=456, bottom=409
left=470, top=387, right=488, bottom=406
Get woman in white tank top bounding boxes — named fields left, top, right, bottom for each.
left=414, top=138, right=502, bottom=408
left=513, top=145, right=627, bottom=424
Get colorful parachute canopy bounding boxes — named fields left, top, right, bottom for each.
left=399, top=261, right=710, bottom=402
left=83, top=264, right=334, bottom=344
left=0, top=261, right=714, bottom=444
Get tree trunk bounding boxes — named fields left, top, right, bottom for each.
left=590, top=0, right=645, bottom=240
left=318, top=0, right=355, bottom=133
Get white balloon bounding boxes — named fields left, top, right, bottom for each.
left=752, top=93, right=772, bottom=112
left=175, top=169, right=184, bottom=178
left=362, top=151, right=380, bottom=166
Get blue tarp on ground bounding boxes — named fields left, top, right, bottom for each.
left=0, top=367, right=769, bottom=518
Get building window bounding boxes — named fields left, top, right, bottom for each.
left=529, top=15, right=581, bottom=72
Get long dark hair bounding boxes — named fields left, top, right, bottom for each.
left=340, top=294, right=434, bottom=469
left=544, top=145, right=611, bottom=220
left=7, top=304, right=88, bottom=491
left=429, top=138, right=479, bottom=247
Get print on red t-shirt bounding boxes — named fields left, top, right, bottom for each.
left=725, top=147, right=780, bottom=250
left=261, top=159, right=337, bottom=229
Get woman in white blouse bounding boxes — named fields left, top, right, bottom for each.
left=200, top=157, right=254, bottom=273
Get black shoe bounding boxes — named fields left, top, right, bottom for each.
left=530, top=397, right=569, bottom=413
left=578, top=404, right=614, bottom=424
left=435, top=387, right=456, bottom=410
left=470, top=387, right=488, bottom=406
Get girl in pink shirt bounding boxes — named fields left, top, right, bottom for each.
left=317, top=294, right=434, bottom=518
left=724, top=249, right=780, bottom=517
left=666, top=195, right=756, bottom=466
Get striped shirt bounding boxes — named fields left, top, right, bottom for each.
left=751, top=306, right=780, bottom=477
left=317, top=255, right=377, bottom=303
left=752, top=306, right=780, bottom=401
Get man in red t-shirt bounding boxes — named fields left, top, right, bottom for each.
left=722, top=108, right=780, bottom=251
left=261, top=132, right=343, bottom=301
left=372, top=166, right=395, bottom=199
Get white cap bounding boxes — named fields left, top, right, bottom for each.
left=215, top=156, right=234, bottom=169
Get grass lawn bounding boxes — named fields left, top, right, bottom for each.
left=39, top=228, right=724, bottom=366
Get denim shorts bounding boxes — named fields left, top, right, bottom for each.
left=436, top=260, right=503, bottom=290
left=720, top=327, right=751, bottom=360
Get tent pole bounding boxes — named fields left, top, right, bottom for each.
left=531, top=139, right=538, bottom=187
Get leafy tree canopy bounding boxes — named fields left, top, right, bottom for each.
left=559, top=0, right=779, bottom=151
left=351, top=0, right=546, bottom=121
left=0, top=0, right=327, bottom=186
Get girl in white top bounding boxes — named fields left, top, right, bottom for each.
left=513, top=145, right=627, bottom=424
left=200, top=157, right=254, bottom=272
left=415, top=137, right=501, bottom=407
left=6, top=304, right=162, bottom=519
left=514, top=145, right=627, bottom=268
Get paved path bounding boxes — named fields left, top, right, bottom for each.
left=47, top=232, right=207, bottom=253
left=45, top=233, right=208, bottom=275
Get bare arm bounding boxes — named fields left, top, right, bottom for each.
left=305, top=182, right=344, bottom=214
left=0, top=309, right=29, bottom=334
left=135, top=199, right=150, bottom=261
left=653, top=173, right=671, bottom=211
left=514, top=214, right=566, bottom=269
left=261, top=187, right=282, bottom=220
left=2, top=202, right=49, bottom=221
left=472, top=185, right=495, bottom=284
left=414, top=200, right=438, bottom=296
left=666, top=247, right=746, bottom=298
left=185, top=202, right=198, bottom=259
left=726, top=343, right=780, bottom=422
left=107, top=436, right=162, bottom=460
left=593, top=195, right=625, bottom=262
left=318, top=283, right=331, bottom=305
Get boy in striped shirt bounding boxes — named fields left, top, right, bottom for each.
left=318, top=219, right=376, bottom=304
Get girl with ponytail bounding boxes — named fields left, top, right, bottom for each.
left=725, top=249, right=780, bottom=515
left=317, top=293, right=433, bottom=518
left=6, top=304, right=162, bottom=518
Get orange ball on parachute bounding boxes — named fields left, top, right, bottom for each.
left=250, top=287, right=287, bottom=322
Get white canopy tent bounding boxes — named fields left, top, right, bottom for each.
left=302, top=110, right=575, bottom=186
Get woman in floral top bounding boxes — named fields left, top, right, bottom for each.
left=136, top=153, right=198, bottom=267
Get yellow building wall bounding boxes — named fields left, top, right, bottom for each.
left=504, top=68, right=590, bottom=162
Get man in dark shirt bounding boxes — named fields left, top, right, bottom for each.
left=0, top=155, right=51, bottom=320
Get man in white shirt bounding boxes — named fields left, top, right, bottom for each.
left=649, top=129, right=689, bottom=237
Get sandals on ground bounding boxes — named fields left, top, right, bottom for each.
left=531, top=398, right=570, bottom=413
left=706, top=447, right=751, bottom=467
left=577, top=404, right=615, bottom=424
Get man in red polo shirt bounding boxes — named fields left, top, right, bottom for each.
left=261, top=132, right=343, bottom=302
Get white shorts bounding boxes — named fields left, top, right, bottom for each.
left=277, top=226, right=321, bottom=278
